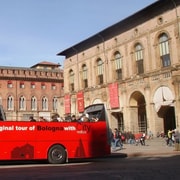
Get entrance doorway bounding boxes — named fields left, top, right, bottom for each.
left=163, top=107, right=176, bottom=134
left=111, top=112, right=124, bottom=132
left=153, top=86, right=175, bottom=134
left=129, top=91, right=147, bottom=133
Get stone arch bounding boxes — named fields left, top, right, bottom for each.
left=92, top=98, right=102, bottom=104
left=154, top=30, right=171, bottom=43
left=129, top=91, right=147, bottom=133
left=111, top=111, right=124, bottom=132
left=153, top=86, right=174, bottom=115
left=153, top=86, right=176, bottom=133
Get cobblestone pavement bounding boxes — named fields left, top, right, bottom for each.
left=111, top=137, right=180, bottom=157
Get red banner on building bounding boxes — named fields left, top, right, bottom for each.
left=64, top=94, right=71, bottom=114
left=108, top=82, right=119, bottom=108
left=77, top=91, right=84, bottom=113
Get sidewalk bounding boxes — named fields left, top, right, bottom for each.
left=111, top=137, right=180, bottom=157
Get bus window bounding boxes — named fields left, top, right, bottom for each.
left=84, top=103, right=106, bottom=121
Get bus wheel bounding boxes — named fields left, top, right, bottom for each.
left=48, top=145, right=66, bottom=164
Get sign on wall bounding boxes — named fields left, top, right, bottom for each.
left=108, top=82, right=119, bottom=109
left=77, top=91, right=84, bottom=113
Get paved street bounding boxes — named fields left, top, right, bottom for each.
left=111, top=137, right=180, bottom=157
left=0, top=137, right=180, bottom=179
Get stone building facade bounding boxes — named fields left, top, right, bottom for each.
left=0, top=61, right=64, bottom=121
left=57, top=0, right=180, bottom=136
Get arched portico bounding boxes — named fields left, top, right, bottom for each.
left=153, top=86, right=176, bottom=134
left=129, top=91, right=147, bottom=133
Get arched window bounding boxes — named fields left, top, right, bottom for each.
left=42, top=96, right=48, bottom=111
left=159, top=33, right=171, bottom=67
left=7, top=95, right=14, bottom=110
left=135, top=43, right=144, bottom=74
left=19, top=95, right=26, bottom=110
left=82, top=64, right=88, bottom=88
left=31, top=96, right=37, bottom=111
left=69, top=69, right=74, bottom=91
left=114, top=51, right=122, bottom=80
left=97, top=58, right=104, bottom=85
left=53, top=97, right=58, bottom=111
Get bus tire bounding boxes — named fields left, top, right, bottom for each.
left=48, top=145, right=66, bottom=164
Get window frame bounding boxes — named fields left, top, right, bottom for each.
left=159, top=33, right=171, bottom=67
left=135, top=43, right=144, bottom=74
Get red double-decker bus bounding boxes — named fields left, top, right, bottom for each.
left=0, top=104, right=111, bottom=164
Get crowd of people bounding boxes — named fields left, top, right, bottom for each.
left=110, top=129, right=153, bottom=150
left=111, top=128, right=180, bottom=151
left=29, top=113, right=99, bottom=123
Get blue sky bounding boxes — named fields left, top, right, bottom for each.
left=0, top=0, right=156, bottom=68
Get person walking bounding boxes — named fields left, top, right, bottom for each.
left=167, top=129, right=173, bottom=146
left=173, top=129, right=180, bottom=151
left=140, top=133, right=146, bottom=146
left=112, top=128, right=123, bottom=150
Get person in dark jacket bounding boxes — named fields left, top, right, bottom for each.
left=29, top=116, right=36, bottom=122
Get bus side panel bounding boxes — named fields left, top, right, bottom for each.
left=0, top=122, right=37, bottom=160
left=0, top=121, right=111, bottom=161
left=0, top=142, right=36, bottom=160
left=58, top=122, right=110, bottom=159
left=34, top=122, right=110, bottom=159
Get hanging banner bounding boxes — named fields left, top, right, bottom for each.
left=77, top=91, right=84, bottom=113
left=108, top=82, right=119, bottom=108
left=64, top=94, right=71, bottom=114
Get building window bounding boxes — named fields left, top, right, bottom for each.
left=19, top=96, right=26, bottom=110
left=20, top=81, right=25, bottom=89
left=159, top=33, right=171, bottom=67
left=42, top=96, right=48, bottom=111
left=97, top=58, right=104, bottom=85
left=69, top=69, right=74, bottom=91
left=114, top=51, right=122, bottom=80
left=53, top=97, right=58, bottom=111
left=7, top=95, right=14, bottom=110
left=31, top=96, right=37, bottom=111
left=135, top=43, right=144, bottom=74
left=51, top=83, right=56, bottom=90
left=31, top=82, right=35, bottom=89
left=82, top=64, right=88, bottom=88
left=7, top=80, right=13, bottom=88
left=41, top=82, right=46, bottom=89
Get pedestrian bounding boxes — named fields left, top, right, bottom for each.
left=173, top=129, right=180, bottom=151
left=112, top=128, right=123, bottom=150
left=148, top=130, right=153, bottom=139
left=167, top=129, right=173, bottom=146
left=140, top=132, right=146, bottom=146
left=174, top=129, right=180, bottom=143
